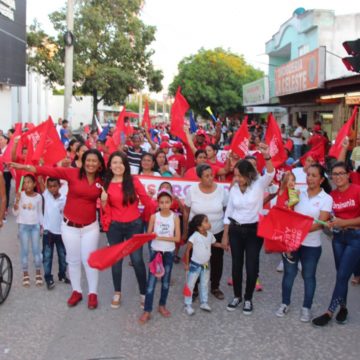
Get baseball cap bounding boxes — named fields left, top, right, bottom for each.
left=160, top=141, right=171, bottom=149
left=157, top=189, right=173, bottom=200
left=196, top=129, right=206, bottom=136
left=172, top=142, right=183, bottom=149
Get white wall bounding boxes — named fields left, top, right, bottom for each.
left=0, top=85, right=13, bottom=132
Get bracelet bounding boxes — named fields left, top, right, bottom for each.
left=264, top=156, right=271, bottom=161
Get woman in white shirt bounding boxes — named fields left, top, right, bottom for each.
left=222, top=144, right=274, bottom=315
left=184, top=164, right=228, bottom=300
left=276, top=164, right=332, bottom=322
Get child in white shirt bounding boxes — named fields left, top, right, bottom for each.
left=183, top=214, right=224, bottom=315
left=13, top=174, right=43, bottom=287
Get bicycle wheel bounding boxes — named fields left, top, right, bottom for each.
left=0, top=253, right=13, bottom=304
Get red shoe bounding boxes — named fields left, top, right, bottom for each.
left=88, top=293, right=98, bottom=309
left=67, top=291, right=83, bottom=307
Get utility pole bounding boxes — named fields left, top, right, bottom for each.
left=63, top=0, right=74, bottom=122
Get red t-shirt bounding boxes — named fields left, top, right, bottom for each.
left=168, top=154, right=187, bottom=173
left=107, top=176, right=153, bottom=222
left=308, top=134, right=327, bottom=150
left=184, top=165, right=221, bottom=180
left=350, top=171, right=360, bottom=185
left=276, top=190, right=289, bottom=209
left=35, top=166, right=102, bottom=224
left=331, top=184, right=360, bottom=219
left=206, top=159, right=224, bottom=168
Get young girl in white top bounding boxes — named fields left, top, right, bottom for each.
left=139, top=189, right=180, bottom=324
left=13, top=174, right=44, bottom=287
left=183, top=214, right=224, bottom=315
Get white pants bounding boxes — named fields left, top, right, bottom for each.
left=61, top=220, right=100, bottom=294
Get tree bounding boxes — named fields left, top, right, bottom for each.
left=27, top=0, right=163, bottom=121
left=169, top=48, right=263, bottom=118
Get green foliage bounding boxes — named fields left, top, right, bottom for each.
left=169, top=48, right=263, bottom=117
left=27, top=0, right=163, bottom=114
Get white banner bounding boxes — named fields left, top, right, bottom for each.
left=136, top=175, right=231, bottom=201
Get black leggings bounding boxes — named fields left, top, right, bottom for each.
left=3, top=171, right=12, bottom=210
left=229, top=224, right=263, bottom=301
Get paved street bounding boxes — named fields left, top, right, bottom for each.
left=1, top=210, right=360, bottom=360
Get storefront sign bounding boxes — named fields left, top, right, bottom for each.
left=275, top=47, right=325, bottom=97
left=345, top=96, right=360, bottom=105
left=243, top=77, right=269, bottom=105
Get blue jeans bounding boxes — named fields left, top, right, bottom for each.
left=106, top=218, right=147, bottom=295
left=184, top=261, right=210, bottom=305
left=282, top=245, right=322, bottom=308
left=144, top=250, right=174, bottom=312
left=328, top=230, right=360, bottom=312
left=293, top=144, right=302, bottom=160
left=42, top=231, right=67, bottom=282
left=18, top=224, right=42, bottom=272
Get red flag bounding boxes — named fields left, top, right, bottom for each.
left=230, top=116, right=249, bottom=158
left=284, top=138, right=293, bottom=152
left=300, top=141, right=325, bottom=166
left=88, top=233, right=156, bottom=270
left=21, top=119, right=66, bottom=165
left=112, top=106, right=126, bottom=148
left=170, top=87, right=190, bottom=144
left=141, top=100, right=151, bottom=129
left=257, top=206, right=314, bottom=252
left=124, top=121, right=134, bottom=137
left=265, top=113, right=287, bottom=167
left=328, top=106, right=358, bottom=158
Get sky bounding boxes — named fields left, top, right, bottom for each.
left=27, top=0, right=360, bottom=95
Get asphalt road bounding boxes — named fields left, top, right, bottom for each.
left=0, top=210, right=360, bottom=360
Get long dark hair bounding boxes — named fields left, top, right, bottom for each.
left=235, top=159, right=258, bottom=186
left=74, top=142, right=86, bottom=161
left=79, top=149, right=105, bottom=180
left=188, top=214, right=207, bottom=239
left=138, top=152, right=156, bottom=174
left=154, top=149, right=168, bottom=172
left=308, top=164, right=332, bottom=194
left=104, top=151, right=136, bottom=206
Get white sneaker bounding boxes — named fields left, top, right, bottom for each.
left=298, top=262, right=302, bottom=272
left=200, top=303, right=212, bottom=312
left=300, top=307, right=311, bottom=322
left=276, top=304, right=289, bottom=317
left=276, top=261, right=284, bottom=272
left=184, top=305, right=195, bottom=316
left=140, top=294, right=145, bottom=309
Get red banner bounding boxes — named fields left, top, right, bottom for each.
left=230, top=116, right=249, bottom=158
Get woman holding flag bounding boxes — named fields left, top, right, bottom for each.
left=275, top=164, right=332, bottom=322
left=10, top=149, right=106, bottom=309
left=100, top=151, right=154, bottom=309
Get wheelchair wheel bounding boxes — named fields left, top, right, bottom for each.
left=0, top=253, right=13, bottom=304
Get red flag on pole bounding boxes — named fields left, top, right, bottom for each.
left=141, top=100, right=151, bottom=129
left=328, top=106, right=358, bottom=158
left=88, top=233, right=156, bottom=270
left=170, top=87, right=190, bottom=144
left=113, top=106, right=126, bottom=146
left=257, top=206, right=314, bottom=252
left=230, top=116, right=249, bottom=158
left=300, top=141, right=325, bottom=166
left=265, top=113, right=287, bottom=167
left=21, top=119, right=66, bottom=165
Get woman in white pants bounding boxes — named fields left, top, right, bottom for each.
left=11, top=149, right=105, bottom=309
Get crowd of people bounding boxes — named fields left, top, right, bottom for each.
left=0, top=115, right=359, bottom=328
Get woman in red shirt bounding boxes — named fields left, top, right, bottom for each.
left=101, top=151, right=153, bottom=309
left=10, top=149, right=106, bottom=309
left=312, top=161, right=360, bottom=327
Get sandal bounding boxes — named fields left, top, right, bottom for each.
left=22, top=275, right=30, bottom=287
left=35, top=274, right=44, bottom=287
left=158, top=306, right=171, bottom=318
left=138, top=312, right=151, bottom=324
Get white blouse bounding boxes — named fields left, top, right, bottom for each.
left=224, top=170, right=275, bottom=225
